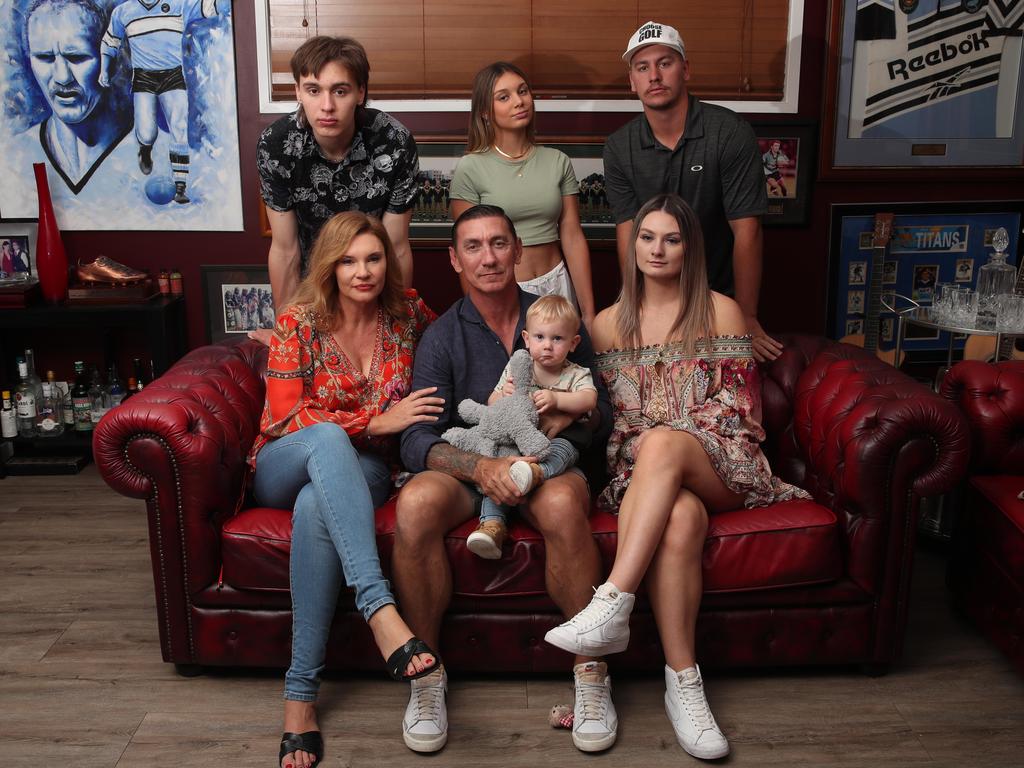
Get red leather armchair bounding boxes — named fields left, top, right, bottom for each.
left=94, top=335, right=969, bottom=675
left=940, top=360, right=1024, bottom=675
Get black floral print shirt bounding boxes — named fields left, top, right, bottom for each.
left=257, top=107, right=419, bottom=275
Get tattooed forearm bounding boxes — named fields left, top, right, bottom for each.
left=425, top=443, right=481, bottom=483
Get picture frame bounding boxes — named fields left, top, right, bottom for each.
left=410, top=141, right=616, bottom=243
left=201, top=265, right=275, bottom=343
left=827, top=201, right=1024, bottom=356
left=750, top=122, right=816, bottom=226
left=256, top=140, right=618, bottom=244
left=821, top=0, right=1024, bottom=179
left=0, top=221, right=38, bottom=285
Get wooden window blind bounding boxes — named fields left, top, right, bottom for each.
left=267, top=0, right=791, bottom=102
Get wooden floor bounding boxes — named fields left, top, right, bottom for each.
left=2, top=466, right=1023, bottom=768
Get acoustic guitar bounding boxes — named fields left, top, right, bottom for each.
left=840, top=212, right=905, bottom=367
left=962, top=259, right=1024, bottom=362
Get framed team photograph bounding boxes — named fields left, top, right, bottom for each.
left=750, top=122, right=816, bottom=226
left=0, top=222, right=37, bottom=285
left=409, top=140, right=616, bottom=242
left=821, top=0, right=1024, bottom=178
left=201, top=265, right=275, bottom=343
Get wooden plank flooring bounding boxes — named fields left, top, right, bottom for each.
left=2, top=466, right=1022, bottom=767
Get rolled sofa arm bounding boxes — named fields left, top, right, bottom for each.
left=793, top=351, right=970, bottom=593
left=94, top=342, right=267, bottom=663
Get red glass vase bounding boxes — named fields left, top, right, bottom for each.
left=32, top=163, right=69, bottom=304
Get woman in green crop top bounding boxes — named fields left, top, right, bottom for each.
left=450, top=62, right=596, bottom=333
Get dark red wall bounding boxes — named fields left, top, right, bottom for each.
left=59, top=2, right=1024, bottom=352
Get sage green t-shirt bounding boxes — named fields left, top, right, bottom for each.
left=449, top=146, right=579, bottom=246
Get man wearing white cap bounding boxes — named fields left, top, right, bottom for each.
left=604, top=21, right=782, bottom=363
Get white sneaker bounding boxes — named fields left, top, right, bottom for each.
left=403, top=666, right=448, bottom=753
left=544, top=582, right=635, bottom=656
left=663, top=664, right=729, bottom=759
left=572, top=661, right=618, bottom=752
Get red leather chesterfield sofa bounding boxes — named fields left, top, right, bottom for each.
left=940, top=360, right=1024, bottom=675
left=94, top=334, right=969, bottom=676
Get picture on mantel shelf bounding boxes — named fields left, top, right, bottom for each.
left=0, top=0, right=242, bottom=230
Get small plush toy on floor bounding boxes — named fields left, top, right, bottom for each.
left=549, top=704, right=573, bottom=729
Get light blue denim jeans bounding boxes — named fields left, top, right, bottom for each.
left=253, top=422, right=394, bottom=701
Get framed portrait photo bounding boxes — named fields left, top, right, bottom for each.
left=0, top=222, right=37, bottom=285
left=201, top=265, right=275, bottom=343
left=822, top=0, right=1024, bottom=178
left=751, top=122, right=816, bottom=225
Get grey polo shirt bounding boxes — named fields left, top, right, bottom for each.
left=603, top=95, right=766, bottom=296
left=400, top=289, right=612, bottom=474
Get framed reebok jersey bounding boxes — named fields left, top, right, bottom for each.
left=825, top=0, right=1024, bottom=172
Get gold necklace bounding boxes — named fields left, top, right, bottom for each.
left=492, top=143, right=532, bottom=160
left=492, top=144, right=532, bottom=177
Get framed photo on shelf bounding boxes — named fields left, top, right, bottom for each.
left=0, top=221, right=38, bottom=285
left=827, top=201, right=1024, bottom=357
left=821, top=0, right=1024, bottom=178
left=255, top=141, right=616, bottom=243
left=411, top=141, right=616, bottom=242
left=201, top=265, right=275, bottom=343
left=750, top=122, right=816, bottom=226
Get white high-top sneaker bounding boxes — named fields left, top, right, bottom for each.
left=403, top=666, right=448, bottom=753
left=544, top=582, right=635, bottom=656
left=663, top=664, right=729, bottom=759
left=572, top=661, right=618, bottom=752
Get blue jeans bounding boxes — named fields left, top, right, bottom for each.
left=253, top=422, right=394, bottom=701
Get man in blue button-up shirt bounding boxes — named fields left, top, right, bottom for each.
left=394, top=205, right=618, bottom=754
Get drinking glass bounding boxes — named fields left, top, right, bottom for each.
left=996, top=295, right=1024, bottom=332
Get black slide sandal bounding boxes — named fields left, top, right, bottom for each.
left=279, top=731, right=323, bottom=768
left=386, top=637, right=441, bottom=681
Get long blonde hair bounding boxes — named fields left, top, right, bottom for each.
left=465, top=62, right=536, bottom=154
left=616, top=194, right=714, bottom=353
left=287, top=211, right=405, bottom=332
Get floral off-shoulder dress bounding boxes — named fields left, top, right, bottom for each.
left=594, top=335, right=809, bottom=511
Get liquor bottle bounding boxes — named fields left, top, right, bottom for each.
left=125, top=377, right=137, bottom=400
left=71, top=360, right=92, bottom=432
left=107, top=364, right=126, bottom=408
left=131, top=358, right=147, bottom=392
left=36, top=381, right=64, bottom=437
left=158, top=268, right=170, bottom=295
left=88, top=366, right=109, bottom=426
left=977, top=227, right=1016, bottom=327
left=60, top=373, right=75, bottom=428
left=1, top=391, right=17, bottom=439
left=23, top=347, right=44, bottom=409
left=14, top=357, right=37, bottom=437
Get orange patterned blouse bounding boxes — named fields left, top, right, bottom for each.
left=247, top=289, right=436, bottom=468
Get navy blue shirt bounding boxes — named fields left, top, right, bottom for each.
left=400, top=289, right=612, bottom=473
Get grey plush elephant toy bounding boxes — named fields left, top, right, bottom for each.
left=442, top=349, right=551, bottom=461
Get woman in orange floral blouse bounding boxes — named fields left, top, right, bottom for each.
left=248, top=211, right=443, bottom=768
left=544, top=195, right=808, bottom=761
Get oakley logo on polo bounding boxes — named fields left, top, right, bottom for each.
left=690, top=165, right=703, bottom=172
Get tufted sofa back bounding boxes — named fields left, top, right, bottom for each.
left=940, top=360, right=1024, bottom=475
